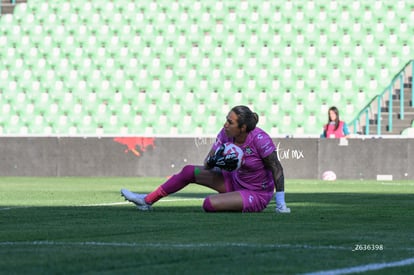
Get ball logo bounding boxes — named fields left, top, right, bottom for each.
left=224, top=146, right=240, bottom=159
left=220, top=142, right=245, bottom=170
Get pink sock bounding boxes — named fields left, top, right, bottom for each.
left=145, top=186, right=167, bottom=204
left=203, top=197, right=216, bottom=212
left=145, top=165, right=196, bottom=204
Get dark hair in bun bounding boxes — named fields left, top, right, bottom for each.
left=231, top=105, right=259, bottom=132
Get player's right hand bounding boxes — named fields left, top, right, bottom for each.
left=206, top=144, right=224, bottom=169
left=214, top=153, right=239, bottom=171
left=206, top=144, right=238, bottom=171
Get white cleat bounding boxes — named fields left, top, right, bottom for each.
left=121, top=188, right=152, bottom=211
left=275, top=204, right=291, bottom=214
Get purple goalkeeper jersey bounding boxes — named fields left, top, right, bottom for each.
left=212, top=127, right=276, bottom=193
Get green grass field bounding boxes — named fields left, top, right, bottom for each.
left=1, top=177, right=414, bottom=274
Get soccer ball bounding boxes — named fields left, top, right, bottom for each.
left=216, top=142, right=244, bottom=170
left=322, top=170, right=337, bottom=181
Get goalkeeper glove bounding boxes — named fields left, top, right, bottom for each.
left=206, top=145, right=239, bottom=171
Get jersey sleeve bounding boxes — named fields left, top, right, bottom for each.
left=254, top=130, right=276, bottom=159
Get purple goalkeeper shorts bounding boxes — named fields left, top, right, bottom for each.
left=223, top=173, right=273, bottom=212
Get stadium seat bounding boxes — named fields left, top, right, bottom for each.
left=401, top=127, right=414, bottom=136
left=1, top=0, right=413, bottom=136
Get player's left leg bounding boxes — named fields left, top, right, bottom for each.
left=193, top=166, right=226, bottom=193
left=146, top=165, right=226, bottom=202
left=121, top=165, right=225, bottom=210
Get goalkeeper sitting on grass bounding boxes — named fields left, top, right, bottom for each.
left=121, top=105, right=290, bottom=213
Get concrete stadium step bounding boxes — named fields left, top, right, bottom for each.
left=370, top=113, right=414, bottom=122
left=392, top=88, right=413, bottom=100
left=384, top=100, right=413, bottom=107
left=364, top=124, right=410, bottom=135
left=366, top=111, right=414, bottom=135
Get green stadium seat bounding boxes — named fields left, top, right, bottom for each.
left=1, top=0, right=413, bottom=136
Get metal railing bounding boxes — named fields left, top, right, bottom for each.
left=350, top=59, right=414, bottom=135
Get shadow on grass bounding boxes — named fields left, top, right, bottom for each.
left=1, top=192, right=413, bottom=236
left=1, top=192, right=413, bottom=274
left=1, top=192, right=413, bottom=275
left=159, top=191, right=414, bottom=210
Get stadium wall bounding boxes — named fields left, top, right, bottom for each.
left=0, top=137, right=412, bottom=180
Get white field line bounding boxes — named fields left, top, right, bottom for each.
left=0, top=206, right=31, bottom=211
left=380, top=182, right=414, bottom=186
left=82, top=202, right=129, bottom=206
left=83, top=198, right=204, bottom=207
left=2, top=240, right=414, bottom=274
left=0, top=198, right=204, bottom=210
left=0, top=241, right=413, bottom=252
left=302, top=257, right=414, bottom=275
left=0, top=241, right=349, bottom=250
